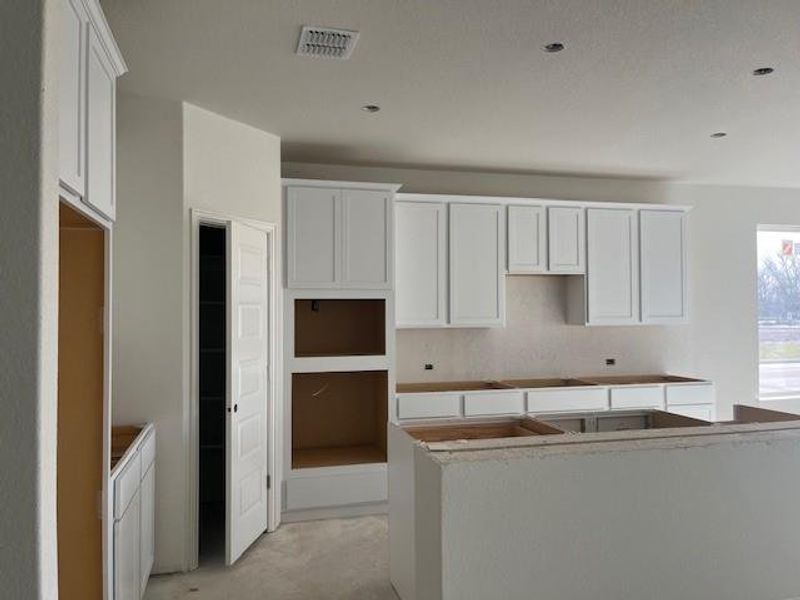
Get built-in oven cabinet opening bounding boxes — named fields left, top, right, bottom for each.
left=294, top=299, right=386, bottom=357
left=292, top=370, right=388, bottom=468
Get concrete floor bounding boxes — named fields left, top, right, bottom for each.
left=144, top=516, right=399, bottom=600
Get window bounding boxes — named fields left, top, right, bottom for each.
left=758, top=227, right=800, bottom=399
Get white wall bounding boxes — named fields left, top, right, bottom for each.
left=283, top=162, right=800, bottom=419
left=0, top=0, right=59, bottom=597
left=417, top=431, right=800, bottom=600
left=113, top=97, right=281, bottom=572
left=114, top=92, right=187, bottom=572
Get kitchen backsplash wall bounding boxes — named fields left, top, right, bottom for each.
left=396, top=275, right=692, bottom=382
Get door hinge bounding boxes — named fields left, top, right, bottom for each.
left=266, top=474, right=271, bottom=490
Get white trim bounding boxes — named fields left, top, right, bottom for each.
left=188, top=209, right=282, bottom=570
left=282, top=178, right=402, bottom=193
left=81, top=0, right=128, bottom=75
left=281, top=502, right=387, bottom=523
left=396, top=192, right=691, bottom=213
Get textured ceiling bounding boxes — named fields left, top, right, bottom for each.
left=102, top=0, right=800, bottom=186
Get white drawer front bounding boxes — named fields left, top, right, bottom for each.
left=397, top=393, right=461, bottom=420
left=610, top=386, right=664, bottom=410
left=667, top=404, right=715, bottom=422
left=527, top=388, right=609, bottom=413
left=464, top=391, right=524, bottom=416
left=140, top=429, right=156, bottom=475
left=285, top=469, right=387, bottom=511
left=114, top=449, right=141, bottom=520
left=666, top=383, right=714, bottom=407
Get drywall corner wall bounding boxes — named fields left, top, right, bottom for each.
left=114, top=99, right=281, bottom=573
left=0, top=0, right=59, bottom=596
left=114, top=91, right=186, bottom=573
left=183, top=102, right=282, bottom=224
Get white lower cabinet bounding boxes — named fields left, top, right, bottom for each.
left=114, top=489, right=140, bottom=600
left=609, top=385, right=664, bottom=410
left=464, top=391, right=524, bottom=416
left=666, top=383, right=716, bottom=421
left=667, top=404, right=715, bottom=421
left=112, top=426, right=155, bottom=600
left=139, top=463, right=155, bottom=591
left=527, top=387, right=609, bottom=413
left=397, top=393, right=460, bottom=420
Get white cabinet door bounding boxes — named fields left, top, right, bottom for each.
left=666, top=383, right=714, bottom=406
left=667, top=404, right=714, bottom=421
left=287, top=187, right=339, bottom=287
left=396, top=393, right=461, bottom=420
left=449, top=203, right=504, bottom=326
left=640, top=210, right=688, bottom=324
left=341, top=189, right=391, bottom=288
left=586, top=208, right=639, bottom=325
left=86, top=24, right=117, bottom=220
left=139, top=464, right=155, bottom=593
left=548, top=206, right=585, bottom=273
left=507, top=205, right=546, bottom=273
left=609, top=386, right=664, bottom=410
left=396, top=202, right=447, bottom=327
left=114, top=490, right=140, bottom=600
left=59, top=0, right=87, bottom=197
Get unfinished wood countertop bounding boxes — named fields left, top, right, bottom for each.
left=396, top=374, right=706, bottom=393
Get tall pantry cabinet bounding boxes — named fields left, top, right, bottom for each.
left=58, top=1, right=155, bottom=599
left=283, top=180, right=401, bottom=516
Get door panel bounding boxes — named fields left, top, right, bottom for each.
left=640, top=210, right=687, bottom=323
left=586, top=208, right=639, bottom=325
left=395, top=202, right=447, bottom=327
left=86, top=25, right=116, bottom=220
left=59, top=0, right=87, bottom=196
left=548, top=206, right=585, bottom=273
left=287, top=187, right=338, bottom=287
left=449, top=203, right=504, bottom=326
left=227, top=222, right=269, bottom=564
left=507, top=205, right=546, bottom=273
left=342, top=189, right=391, bottom=287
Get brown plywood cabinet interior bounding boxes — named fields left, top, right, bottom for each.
left=58, top=203, right=104, bottom=600
left=295, top=299, right=385, bottom=357
left=292, top=371, right=388, bottom=468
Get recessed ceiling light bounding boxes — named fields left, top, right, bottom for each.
left=543, top=42, right=565, bottom=53
left=361, top=104, right=380, bottom=113
left=753, top=67, right=775, bottom=76
left=710, top=132, right=727, bottom=138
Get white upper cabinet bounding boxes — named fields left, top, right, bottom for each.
left=640, top=210, right=688, bottom=324
left=548, top=206, right=585, bottom=273
left=507, top=205, right=546, bottom=273
left=395, top=201, right=447, bottom=327
left=287, top=186, right=339, bottom=287
left=585, top=208, right=639, bottom=325
left=59, top=0, right=88, bottom=197
left=449, top=203, right=504, bottom=327
left=58, top=0, right=126, bottom=220
left=285, top=181, right=399, bottom=289
left=342, top=189, right=392, bottom=288
left=86, top=24, right=117, bottom=220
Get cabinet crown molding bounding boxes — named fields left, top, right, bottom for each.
left=396, top=192, right=690, bottom=213
left=282, top=178, right=402, bottom=193
left=81, top=0, right=128, bottom=75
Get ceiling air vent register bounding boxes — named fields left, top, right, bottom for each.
left=296, top=26, right=360, bottom=59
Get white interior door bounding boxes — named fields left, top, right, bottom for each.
left=226, top=221, right=269, bottom=565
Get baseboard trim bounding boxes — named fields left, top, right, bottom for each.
left=281, top=502, right=387, bottom=523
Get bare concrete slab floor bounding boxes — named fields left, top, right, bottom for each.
left=144, top=516, right=399, bottom=600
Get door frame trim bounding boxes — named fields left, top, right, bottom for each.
left=188, top=209, right=282, bottom=570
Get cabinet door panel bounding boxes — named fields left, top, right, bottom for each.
left=342, top=190, right=391, bottom=288
left=140, top=465, right=155, bottom=592
left=508, top=205, right=546, bottom=273
left=86, top=25, right=116, bottom=220
left=287, top=187, right=339, bottom=287
left=586, top=208, right=639, bottom=325
left=396, top=202, right=447, bottom=327
left=59, top=0, right=87, bottom=196
left=548, top=207, right=585, bottom=273
left=449, top=203, right=504, bottom=326
left=114, top=491, right=140, bottom=600
left=640, top=210, right=687, bottom=323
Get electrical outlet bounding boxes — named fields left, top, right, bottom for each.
left=424, top=363, right=434, bottom=371
left=605, top=358, right=616, bottom=366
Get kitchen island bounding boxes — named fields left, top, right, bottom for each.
left=389, top=405, right=800, bottom=600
